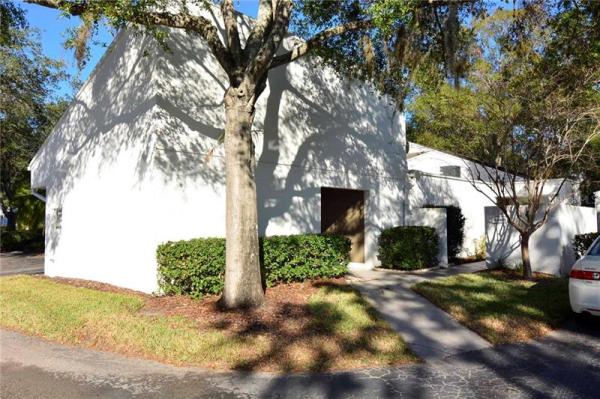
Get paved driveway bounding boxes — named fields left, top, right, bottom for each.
left=0, top=253, right=44, bottom=276
left=1, top=315, right=599, bottom=398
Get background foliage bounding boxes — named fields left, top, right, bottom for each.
left=573, top=233, right=600, bottom=259
left=408, top=1, right=600, bottom=201
left=1, top=1, right=68, bottom=243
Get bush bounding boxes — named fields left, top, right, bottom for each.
left=446, top=206, right=465, bottom=261
left=423, top=205, right=465, bottom=262
left=474, top=235, right=486, bottom=260
left=377, top=226, right=438, bottom=270
left=0, top=229, right=44, bottom=253
left=261, top=234, right=351, bottom=284
left=574, top=232, right=600, bottom=258
left=156, top=234, right=350, bottom=298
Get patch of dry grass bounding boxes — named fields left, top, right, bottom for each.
left=0, top=275, right=417, bottom=372
left=412, top=270, right=570, bottom=344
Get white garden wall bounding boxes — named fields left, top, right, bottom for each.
left=407, top=208, right=448, bottom=266
left=407, top=171, right=495, bottom=258
left=407, top=142, right=581, bottom=260
left=485, top=204, right=598, bottom=276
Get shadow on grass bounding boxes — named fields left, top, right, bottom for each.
left=204, top=281, right=415, bottom=372
left=413, top=270, right=571, bottom=344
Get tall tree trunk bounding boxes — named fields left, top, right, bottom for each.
left=219, top=86, right=265, bottom=309
left=520, top=233, right=533, bottom=279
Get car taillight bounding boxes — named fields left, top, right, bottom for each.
left=570, top=269, right=600, bottom=280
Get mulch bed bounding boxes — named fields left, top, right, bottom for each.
left=486, top=268, right=557, bottom=282
left=36, top=275, right=152, bottom=297
left=39, top=275, right=347, bottom=336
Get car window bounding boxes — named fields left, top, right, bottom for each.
left=588, top=238, right=600, bottom=256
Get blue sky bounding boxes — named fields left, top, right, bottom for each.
left=22, top=0, right=260, bottom=98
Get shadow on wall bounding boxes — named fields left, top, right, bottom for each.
left=532, top=205, right=594, bottom=276
left=484, top=207, right=520, bottom=269
left=484, top=205, right=596, bottom=275
left=33, top=20, right=407, bottom=264
left=31, top=31, right=161, bottom=256
left=407, top=172, right=459, bottom=210
left=149, top=28, right=406, bottom=237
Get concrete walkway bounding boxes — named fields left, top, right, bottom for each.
left=349, top=262, right=492, bottom=361
left=0, top=252, right=44, bottom=276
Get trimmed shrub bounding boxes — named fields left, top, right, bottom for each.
left=261, top=234, right=350, bottom=284
left=0, top=229, right=44, bottom=253
left=156, top=238, right=226, bottom=297
left=574, top=232, right=600, bottom=258
left=156, top=234, right=350, bottom=298
left=446, top=206, right=465, bottom=261
left=377, top=226, right=438, bottom=270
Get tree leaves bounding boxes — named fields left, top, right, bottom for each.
left=0, top=5, right=68, bottom=221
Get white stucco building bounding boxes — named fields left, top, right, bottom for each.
left=28, top=14, right=421, bottom=293
left=407, top=142, right=582, bottom=257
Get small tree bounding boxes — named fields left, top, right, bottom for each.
left=24, top=0, right=481, bottom=307
left=409, top=3, right=600, bottom=278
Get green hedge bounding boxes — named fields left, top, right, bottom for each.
left=377, top=226, right=438, bottom=270
left=574, top=232, right=600, bottom=258
left=156, top=234, right=350, bottom=298
left=0, top=229, right=44, bottom=253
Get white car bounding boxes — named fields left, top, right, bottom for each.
left=569, top=236, right=600, bottom=316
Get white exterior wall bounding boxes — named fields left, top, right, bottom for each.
left=29, top=23, right=407, bottom=292
left=407, top=172, right=496, bottom=258
left=408, top=142, right=495, bottom=182
left=407, top=143, right=580, bottom=259
left=29, top=31, right=166, bottom=292
left=485, top=204, right=597, bottom=276
left=146, top=29, right=407, bottom=277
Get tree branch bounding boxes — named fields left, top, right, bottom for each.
left=24, top=0, right=235, bottom=73
left=221, top=0, right=242, bottom=65
left=23, top=0, right=89, bottom=15
left=243, top=0, right=274, bottom=64
left=269, top=19, right=373, bottom=70
left=247, top=0, right=293, bottom=79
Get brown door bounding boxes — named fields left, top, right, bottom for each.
left=321, top=187, right=365, bottom=262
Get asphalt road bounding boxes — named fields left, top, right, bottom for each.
left=0, top=253, right=44, bottom=276
left=1, top=314, right=599, bottom=398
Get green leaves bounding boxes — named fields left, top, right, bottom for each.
left=573, top=233, right=600, bottom=259
left=0, top=6, right=68, bottom=224
left=156, top=234, right=351, bottom=298
left=367, top=0, right=416, bottom=36
left=378, top=226, right=439, bottom=270
left=0, top=0, right=28, bottom=46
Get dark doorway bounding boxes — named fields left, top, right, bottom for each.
left=321, top=187, right=365, bottom=262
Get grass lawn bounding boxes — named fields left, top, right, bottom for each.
left=412, top=270, right=571, bottom=344
left=0, top=275, right=417, bottom=372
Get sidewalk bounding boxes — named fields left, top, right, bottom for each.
left=0, top=252, right=44, bottom=276
left=348, top=262, right=492, bottom=361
